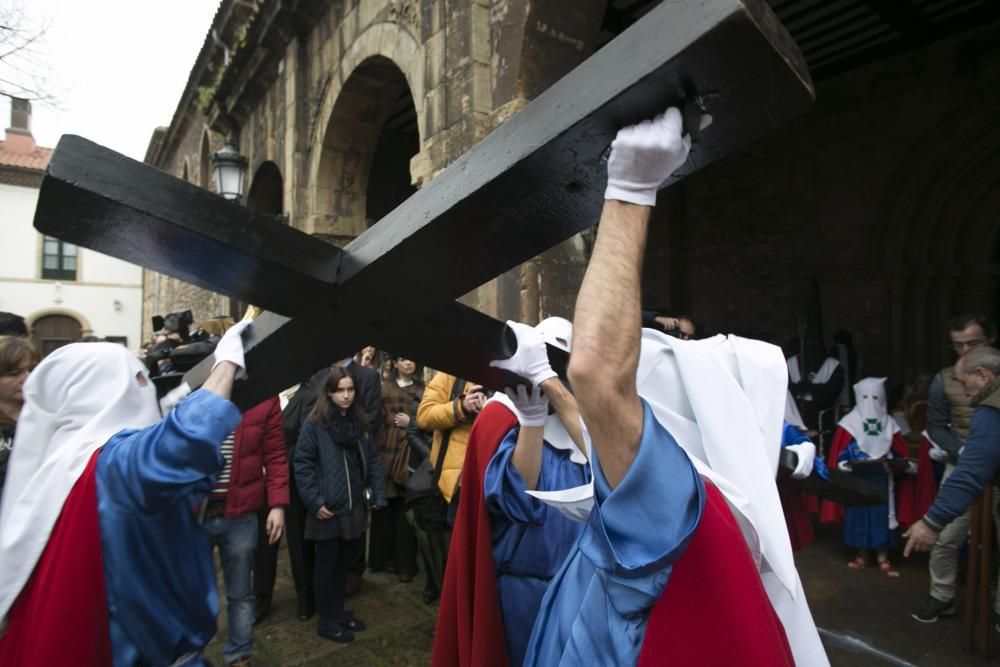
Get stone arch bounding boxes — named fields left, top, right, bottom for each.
left=874, top=82, right=1000, bottom=378
left=199, top=129, right=213, bottom=190
left=246, top=161, right=284, bottom=216
left=305, top=20, right=423, bottom=245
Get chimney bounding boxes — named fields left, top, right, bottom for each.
left=4, top=97, right=37, bottom=155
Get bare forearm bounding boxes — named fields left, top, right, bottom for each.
left=541, top=377, right=586, bottom=458
left=568, top=200, right=648, bottom=488
left=511, top=425, right=544, bottom=490
left=203, top=361, right=237, bottom=400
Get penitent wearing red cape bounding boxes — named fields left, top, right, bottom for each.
left=820, top=427, right=929, bottom=527
left=432, top=403, right=795, bottom=667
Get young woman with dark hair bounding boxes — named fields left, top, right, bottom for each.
left=294, top=366, right=387, bottom=643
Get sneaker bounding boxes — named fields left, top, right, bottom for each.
left=912, top=596, right=957, bottom=623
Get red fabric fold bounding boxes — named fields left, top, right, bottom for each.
left=432, top=402, right=518, bottom=667
left=0, top=449, right=112, bottom=666
left=896, top=436, right=937, bottom=527
left=639, top=483, right=794, bottom=666
left=778, top=475, right=816, bottom=551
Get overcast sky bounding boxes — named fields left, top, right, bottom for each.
left=2, top=0, right=220, bottom=161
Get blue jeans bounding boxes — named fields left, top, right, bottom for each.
left=203, top=513, right=257, bottom=664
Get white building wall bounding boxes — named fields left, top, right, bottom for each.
left=0, top=181, right=145, bottom=351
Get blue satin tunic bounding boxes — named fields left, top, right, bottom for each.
left=484, top=427, right=589, bottom=667
left=96, top=389, right=241, bottom=667
left=522, top=400, right=704, bottom=667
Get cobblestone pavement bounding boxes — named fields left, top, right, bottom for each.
left=205, top=523, right=996, bottom=666
left=205, top=549, right=436, bottom=666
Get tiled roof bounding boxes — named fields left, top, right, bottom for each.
left=0, top=140, right=52, bottom=171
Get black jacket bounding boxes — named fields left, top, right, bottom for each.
left=293, top=419, right=387, bottom=515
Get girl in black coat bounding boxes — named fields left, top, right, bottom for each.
left=294, top=366, right=387, bottom=643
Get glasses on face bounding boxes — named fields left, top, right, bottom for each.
left=953, top=339, right=987, bottom=352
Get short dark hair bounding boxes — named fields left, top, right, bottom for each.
left=307, top=366, right=368, bottom=428
left=0, top=312, right=28, bottom=337
left=948, top=314, right=996, bottom=340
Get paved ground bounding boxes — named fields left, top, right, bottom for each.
left=205, top=523, right=998, bottom=666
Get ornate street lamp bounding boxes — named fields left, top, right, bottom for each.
left=210, top=140, right=248, bottom=202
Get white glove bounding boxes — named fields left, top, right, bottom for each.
left=490, top=321, right=557, bottom=387
left=786, top=442, right=816, bottom=480
left=605, top=107, right=691, bottom=207
left=905, top=460, right=918, bottom=475
left=504, top=384, right=549, bottom=427
left=212, top=320, right=251, bottom=379
left=928, top=446, right=949, bottom=463
left=159, top=381, right=192, bottom=415
left=837, top=460, right=852, bottom=473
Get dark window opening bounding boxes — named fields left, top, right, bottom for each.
left=41, top=235, right=78, bottom=281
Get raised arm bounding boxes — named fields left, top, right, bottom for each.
left=568, top=109, right=692, bottom=488
left=568, top=201, right=648, bottom=489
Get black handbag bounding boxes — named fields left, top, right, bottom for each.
left=405, top=377, right=466, bottom=531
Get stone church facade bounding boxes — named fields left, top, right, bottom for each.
left=145, top=0, right=1000, bottom=388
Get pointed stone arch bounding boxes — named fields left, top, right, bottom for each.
left=198, top=129, right=214, bottom=190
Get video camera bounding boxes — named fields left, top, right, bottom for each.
left=151, top=310, right=194, bottom=342
left=144, top=312, right=233, bottom=395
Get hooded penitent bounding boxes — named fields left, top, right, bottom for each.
left=0, top=343, right=162, bottom=620
left=837, top=377, right=899, bottom=459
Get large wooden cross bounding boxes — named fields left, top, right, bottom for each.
left=33, top=0, right=813, bottom=410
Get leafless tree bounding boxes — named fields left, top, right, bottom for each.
left=0, top=2, right=59, bottom=107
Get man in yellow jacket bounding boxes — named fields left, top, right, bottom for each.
left=414, top=372, right=486, bottom=602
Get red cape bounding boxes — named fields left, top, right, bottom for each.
left=0, top=449, right=112, bottom=665
left=432, top=401, right=518, bottom=667
left=639, top=482, right=795, bottom=666
left=778, top=475, right=815, bottom=551
left=820, top=427, right=916, bottom=525
left=898, top=436, right=937, bottom=525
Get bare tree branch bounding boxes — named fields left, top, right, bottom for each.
left=0, top=2, right=60, bottom=107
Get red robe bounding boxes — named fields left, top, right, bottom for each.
left=432, top=401, right=518, bottom=667
left=820, top=427, right=917, bottom=526
left=0, top=450, right=112, bottom=665
left=778, top=476, right=815, bottom=551
left=433, top=403, right=794, bottom=667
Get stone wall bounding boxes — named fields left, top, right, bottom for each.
left=648, top=21, right=1000, bottom=384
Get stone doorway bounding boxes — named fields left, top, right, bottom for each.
left=32, top=314, right=82, bottom=357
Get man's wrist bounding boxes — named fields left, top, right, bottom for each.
left=922, top=515, right=945, bottom=532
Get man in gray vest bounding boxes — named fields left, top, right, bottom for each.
left=911, top=314, right=996, bottom=623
